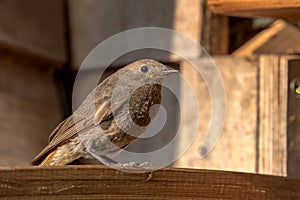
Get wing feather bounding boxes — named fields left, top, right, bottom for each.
left=31, top=116, right=87, bottom=165
left=31, top=84, right=126, bottom=165
left=31, top=102, right=121, bottom=165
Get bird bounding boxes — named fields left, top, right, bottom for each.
left=31, top=59, right=177, bottom=166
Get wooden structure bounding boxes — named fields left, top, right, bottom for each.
left=0, top=4, right=300, bottom=200
left=233, top=20, right=300, bottom=56
left=201, top=0, right=300, bottom=179
left=1, top=166, right=299, bottom=199
left=176, top=55, right=300, bottom=178
left=177, top=56, right=257, bottom=173
left=258, top=55, right=289, bottom=176
left=208, top=0, right=300, bottom=20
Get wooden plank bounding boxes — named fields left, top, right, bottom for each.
left=208, top=0, right=300, bottom=20
left=0, top=166, right=299, bottom=199
left=176, top=55, right=297, bottom=178
left=287, top=59, right=300, bottom=178
left=176, top=57, right=257, bottom=173
left=258, top=55, right=288, bottom=176
left=234, top=20, right=300, bottom=56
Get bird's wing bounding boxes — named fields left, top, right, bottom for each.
left=48, top=116, right=75, bottom=142
left=30, top=114, right=88, bottom=165
left=31, top=80, right=129, bottom=165
left=31, top=97, right=116, bottom=165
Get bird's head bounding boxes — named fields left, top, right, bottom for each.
left=118, top=59, right=178, bottom=86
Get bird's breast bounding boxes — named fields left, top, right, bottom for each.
left=129, top=84, right=162, bottom=127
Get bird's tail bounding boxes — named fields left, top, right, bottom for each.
left=38, top=150, right=57, bottom=166
left=32, top=148, right=79, bottom=166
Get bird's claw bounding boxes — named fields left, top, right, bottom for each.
left=112, top=161, right=153, bottom=172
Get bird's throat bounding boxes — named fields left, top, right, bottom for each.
left=129, top=84, right=162, bottom=127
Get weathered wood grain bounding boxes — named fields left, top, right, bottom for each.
left=258, top=55, right=289, bottom=176
left=208, top=0, right=300, bottom=20
left=176, top=57, right=257, bottom=173
left=0, top=166, right=299, bottom=199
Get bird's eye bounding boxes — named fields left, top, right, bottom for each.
left=140, top=65, right=149, bottom=73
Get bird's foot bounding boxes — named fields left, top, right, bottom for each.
left=111, top=161, right=153, bottom=173
left=112, top=161, right=153, bottom=181
left=87, top=150, right=153, bottom=172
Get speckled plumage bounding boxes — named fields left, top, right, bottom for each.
left=31, top=59, right=176, bottom=166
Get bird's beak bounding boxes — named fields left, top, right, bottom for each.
left=159, top=66, right=178, bottom=76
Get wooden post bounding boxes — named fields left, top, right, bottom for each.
left=258, top=55, right=288, bottom=176
left=258, top=55, right=300, bottom=178
left=201, top=0, right=229, bottom=54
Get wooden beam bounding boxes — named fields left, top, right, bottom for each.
left=234, top=20, right=300, bottom=56
left=0, top=166, right=299, bottom=199
left=208, top=0, right=300, bottom=20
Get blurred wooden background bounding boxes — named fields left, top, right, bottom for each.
left=0, top=0, right=299, bottom=179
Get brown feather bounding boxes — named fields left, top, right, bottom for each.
left=94, top=99, right=111, bottom=124
left=48, top=116, right=80, bottom=142
left=31, top=117, right=86, bottom=165
left=31, top=98, right=118, bottom=165
left=39, top=150, right=57, bottom=166
left=31, top=59, right=171, bottom=166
